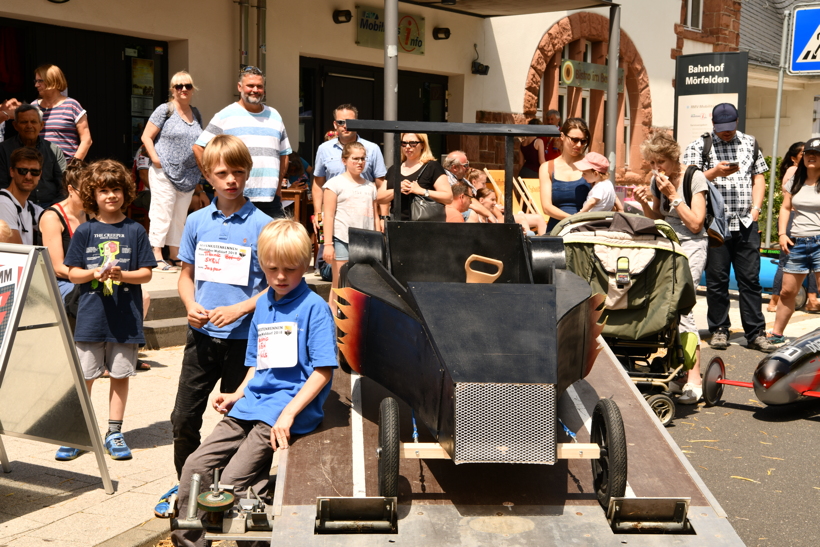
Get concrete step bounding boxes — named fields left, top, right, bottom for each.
left=142, top=278, right=332, bottom=349
left=145, top=289, right=186, bottom=321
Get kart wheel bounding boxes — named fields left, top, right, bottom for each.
left=796, top=286, right=808, bottom=311
left=378, top=397, right=400, bottom=498
left=703, top=357, right=726, bottom=407
left=590, top=398, right=627, bottom=509
left=646, top=393, right=675, bottom=427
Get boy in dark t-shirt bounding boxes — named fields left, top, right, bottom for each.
left=55, top=160, right=156, bottom=462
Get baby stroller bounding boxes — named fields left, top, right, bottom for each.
left=552, top=212, right=697, bottom=426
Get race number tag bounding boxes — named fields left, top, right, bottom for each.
left=256, top=322, right=298, bottom=369
left=194, top=242, right=252, bottom=286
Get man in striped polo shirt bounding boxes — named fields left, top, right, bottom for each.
left=193, top=67, right=291, bottom=218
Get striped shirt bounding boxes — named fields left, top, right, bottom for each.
left=195, top=103, right=292, bottom=202
left=33, top=98, right=86, bottom=159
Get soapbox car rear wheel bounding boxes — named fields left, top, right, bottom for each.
left=590, top=398, right=627, bottom=508
left=645, top=393, right=675, bottom=427
left=377, top=397, right=400, bottom=498
left=703, top=357, right=726, bottom=407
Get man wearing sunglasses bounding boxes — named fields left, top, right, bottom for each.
left=0, top=104, right=66, bottom=207
left=0, top=147, right=44, bottom=245
left=311, top=104, right=386, bottom=233
left=193, top=66, right=291, bottom=218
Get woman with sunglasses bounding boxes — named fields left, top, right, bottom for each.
left=769, top=138, right=820, bottom=345
left=32, top=64, right=92, bottom=161
left=385, top=133, right=452, bottom=220
left=539, top=118, right=592, bottom=231
left=141, top=71, right=204, bottom=271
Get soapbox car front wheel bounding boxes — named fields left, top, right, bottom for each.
left=377, top=397, right=400, bottom=498
left=703, top=357, right=726, bottom=407
left=590, top=398, right=627, bottom=509
left=645, top=393, right=675, bottom=427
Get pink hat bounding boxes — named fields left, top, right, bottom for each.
left=574, top=152, right=610, bottom=173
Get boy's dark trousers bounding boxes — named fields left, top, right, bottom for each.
left=171, top=328, right=249, bottom=477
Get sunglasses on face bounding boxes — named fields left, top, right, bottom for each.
left=401, top=141, right=421, bottom=148
left=563, top=135, right=588, bottom=145
left=334, top=119, right=348, bottom=126
left=174, top=83, right=194, bottom=91
left=457, top=161, right=469, bottom=168
left=15, top=168, right=41, bottom=176
left=34, top=79, right=44, bottom=85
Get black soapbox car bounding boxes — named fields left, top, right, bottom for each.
left=333, top=220, right=626, bottom=509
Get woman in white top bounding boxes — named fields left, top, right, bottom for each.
left=770, top=138, right=820, bottom=343
left=634, top=131, right=708, bottom=405
left=323, top=141, right=379, bottom=314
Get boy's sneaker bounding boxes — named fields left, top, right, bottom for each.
left=154, top=484, right=179, bottom=518
left=104, top=432, right=132, bottom=460
left=55, top=446, right=85, bottom=461
left=747, top=333, right=776, bottom=353
left=678, top=383, right=703, bottom=405
left=710, top=328, right=730, bottom=349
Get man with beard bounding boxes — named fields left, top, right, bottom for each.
left=193, top=67, right=291, bottom=218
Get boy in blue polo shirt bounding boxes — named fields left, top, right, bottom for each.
left=156, top=135, right=271, bottom=515
left=171, top=219, right=337, bottom=547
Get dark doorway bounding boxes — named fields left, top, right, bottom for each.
left=299, top=57, right=448, bottom=166
left=0, top=17, right=168, bottom=165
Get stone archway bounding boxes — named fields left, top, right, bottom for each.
left=523, top=12, right=652, bottom=182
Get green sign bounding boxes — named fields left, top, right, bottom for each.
left=560, top=59, right=624, bottom=93
left=357, top=6, right=425, bottom=56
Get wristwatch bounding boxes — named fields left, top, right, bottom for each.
left=424, top=189, right=430, bottom=198
left=669, top=197, right=683, bottom=208
left=753, top=206, right=762, bottom=213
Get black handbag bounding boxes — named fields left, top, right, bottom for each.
left=408, top=163, right=445, bottom=221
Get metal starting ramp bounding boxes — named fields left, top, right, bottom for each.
left=259, top=338, right=744, bottom=546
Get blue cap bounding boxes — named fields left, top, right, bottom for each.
left=712, top=103, right=738, bottom=132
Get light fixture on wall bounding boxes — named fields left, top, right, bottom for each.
left=332, top=9, right=352, bottom=24
left=471, top=43, right=490, bottom=75
left=432, top=27, right=451, bottom=40
left=47, top=0, right=71, bottom=3
left=442, top=0, right=457, bottom=5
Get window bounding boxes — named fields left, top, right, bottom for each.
left=685, top=0, right=702, bottom=30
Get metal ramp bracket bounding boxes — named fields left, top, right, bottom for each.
left=315, top=497, right=398, bottom=534
left=607, top=497, right=694, bottom=534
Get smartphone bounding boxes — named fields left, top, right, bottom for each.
left=727, top=161, right=739, bottom=168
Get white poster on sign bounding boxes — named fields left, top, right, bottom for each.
left=676, top=93, right=739, bottom=151
left=194, top=242, right=252, bottom=286
left=256, top=322, right=298, bottom=369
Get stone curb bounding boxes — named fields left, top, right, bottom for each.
left=94, top=517, right=169, bottom=547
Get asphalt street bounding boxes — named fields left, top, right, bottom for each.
left=666, top=294, right=820, bottom=547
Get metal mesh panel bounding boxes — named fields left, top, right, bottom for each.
left=453, top=382, right=556, bottom=464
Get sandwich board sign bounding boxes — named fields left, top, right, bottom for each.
left=0, top=244, right=113, bottom=494
left=790, top=4, right=820, bottom=75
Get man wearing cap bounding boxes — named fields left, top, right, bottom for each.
left=682, top=102, right=774, bottom=353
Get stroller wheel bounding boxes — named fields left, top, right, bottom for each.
left=646, top=393, right=675, bottom=427
left=703, top=357, right=726, bottom=407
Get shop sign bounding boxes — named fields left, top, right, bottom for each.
left=357, top=6, right=425, bottom=56
left=673, top=51, right=748, bottom=145
left=560, top=59, right=623, bottom=93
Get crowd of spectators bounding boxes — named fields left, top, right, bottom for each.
left=1, top=61, right=806, bottom=540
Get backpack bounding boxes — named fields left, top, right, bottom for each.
left=682, top=165, right=730, bottom=248
left=166, top=102, right=203, bottom=127
left=0, top=189, right=42, bottom=245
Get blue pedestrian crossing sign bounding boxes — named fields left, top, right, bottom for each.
left=790, top=4, right=820, bottom=74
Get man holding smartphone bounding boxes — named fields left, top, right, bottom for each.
left=683, top=103, right=773, bottom=354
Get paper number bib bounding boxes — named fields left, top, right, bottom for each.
left=194, top=241, right=252, bottom=286
left=257, top=322, right=298, bottom=369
